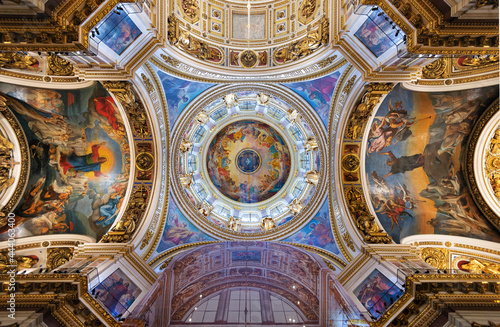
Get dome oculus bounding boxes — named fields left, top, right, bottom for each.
left=206, top=120, right=292, bottom=203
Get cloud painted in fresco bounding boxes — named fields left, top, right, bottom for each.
left=364, top=84, right=500, bottom=243
left=282, top=71, right=340, bottom=126
left=155, top=194, right=214, bottom=254
left=157, top=71, right=215, bottom=128
left=283, top=199, right=340, bottom=255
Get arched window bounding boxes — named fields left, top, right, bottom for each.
left=181, top=287, right=305, bottom=325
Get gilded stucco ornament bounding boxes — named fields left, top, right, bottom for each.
left=179, top=0, right=200, bottom=23
left=0, top=253, right=39, bottom=272
left=420, top=247, right=448, bottom=269
left=485, top=128, right=500, bottom=201
left=461, top=259, right=500, bottom=274
left=228, top=216, right=242, bottom=232
left=167, top=14, right=223, bottom=64
left=46, top=247, right=74, bottom=271
left=344, top=186, right=392, bottom=243
left=47, top=53, right=74, bottom=76
left=341, top=153, right=360, bottom=172
left=141, top=73, right=155, bottom=93
left=261, top=216, right=276, bottom=231
left=345, top=83, right=394, bottom=140
left=273, top=27, right=325, bottom=64
left=239, top=50, right=259, bottom=69
left=0, top=133, right=14, bottom=194
left=0, top=52, right=39, bottom=70
left=298, top=0, right=318, bottom=24
left=136, top=152, right=155, bottom=171
left=421, top=58, right=448, bottom=79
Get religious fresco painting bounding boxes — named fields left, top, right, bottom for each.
left=94, top=269, right=142, bottom=318
left=158, top=71, right=215, bottom=127
left=156, top=195, right=213, bottom=254
left=365, top=84, right=500, bottom=243
left=96, top=13, right=142, bottom=55
left=283, top=71, right=340, bottom=126
left=206, top=120, right=292, bottom=203
left=231, top=250, right=262, bottom=262
left=355, top=20, right=392, bottom=57
left=0, top=82, right=130, bottom=242
left=283, top=199, right=340, bottom=255
left=354, top=269, right=404, bottom=319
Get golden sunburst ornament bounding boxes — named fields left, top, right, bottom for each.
left=239, top=49, right=258, bottom=68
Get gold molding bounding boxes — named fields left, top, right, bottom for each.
left=371, top=273, right=500, bottom=327
left=340, top=83, right=394, bottom=244
left=142, top=62, right=171, bottom=261
left=465, top=98, right=500, bottom=231
left=0, top=95, right=30, bottom=215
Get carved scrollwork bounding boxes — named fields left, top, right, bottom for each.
left=179, top=0, right=200, bottom=22
left=0, top=52, right=39, bottom=70
left=46, top=247, right=74, bottom=271
left=47, top=54, right=74, bottom=76
left=273, top=20, right=328, bottom=64
left=101, top=185, right=151, bottom=243
left=420, top=247, right=448, bottom=270
left=168, top=14, right=224, bottom=64
left=298, top=0, right=317, bottom=23
left=344, top=186, right=392, bottom=244
left=102, top=81, right=150, bottom=139
left=344, top=83, right=394, bottom=140
left=421, top=58, right=448, bottom=79
left=141, top=73, right=154, bottom=93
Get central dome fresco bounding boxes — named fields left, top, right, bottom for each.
left=171, top=84, right=327, bottom=239
left=206, top=120, right=292, bottom=203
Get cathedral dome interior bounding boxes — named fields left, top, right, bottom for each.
left=0, top=0, right=498, bottom=325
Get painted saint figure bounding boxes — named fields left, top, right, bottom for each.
left=60, top=142, right=107, bottom=177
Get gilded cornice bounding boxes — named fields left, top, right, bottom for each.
left=359, top=0, right=499, bottom=55
left=371, top=273, right=500, bottom=327
left=150, top=51, right=349, bottom=83
left=328, top=65, right=358, bottom=262
left=137, top=63, right=170, bottom=262
left=0, top=274, right=120, bottom=326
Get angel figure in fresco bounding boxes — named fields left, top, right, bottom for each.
left=371, top=174, right=415, bottom=230
left=59, top=142, right=108, bottom=177
left=368, top=101, right=431, bottom=153
left=162, top=215, right=195, bottom=246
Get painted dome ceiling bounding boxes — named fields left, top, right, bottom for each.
left=206, top=120, right=292, bottom=203
left=173, top=85, right=326, bottom=236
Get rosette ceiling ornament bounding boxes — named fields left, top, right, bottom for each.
left=170, top=84, right=327, bottom=240
left=165, top=0, right=331, bottom=72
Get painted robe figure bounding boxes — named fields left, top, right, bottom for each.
left=60, top=143, right=107, bottom=177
